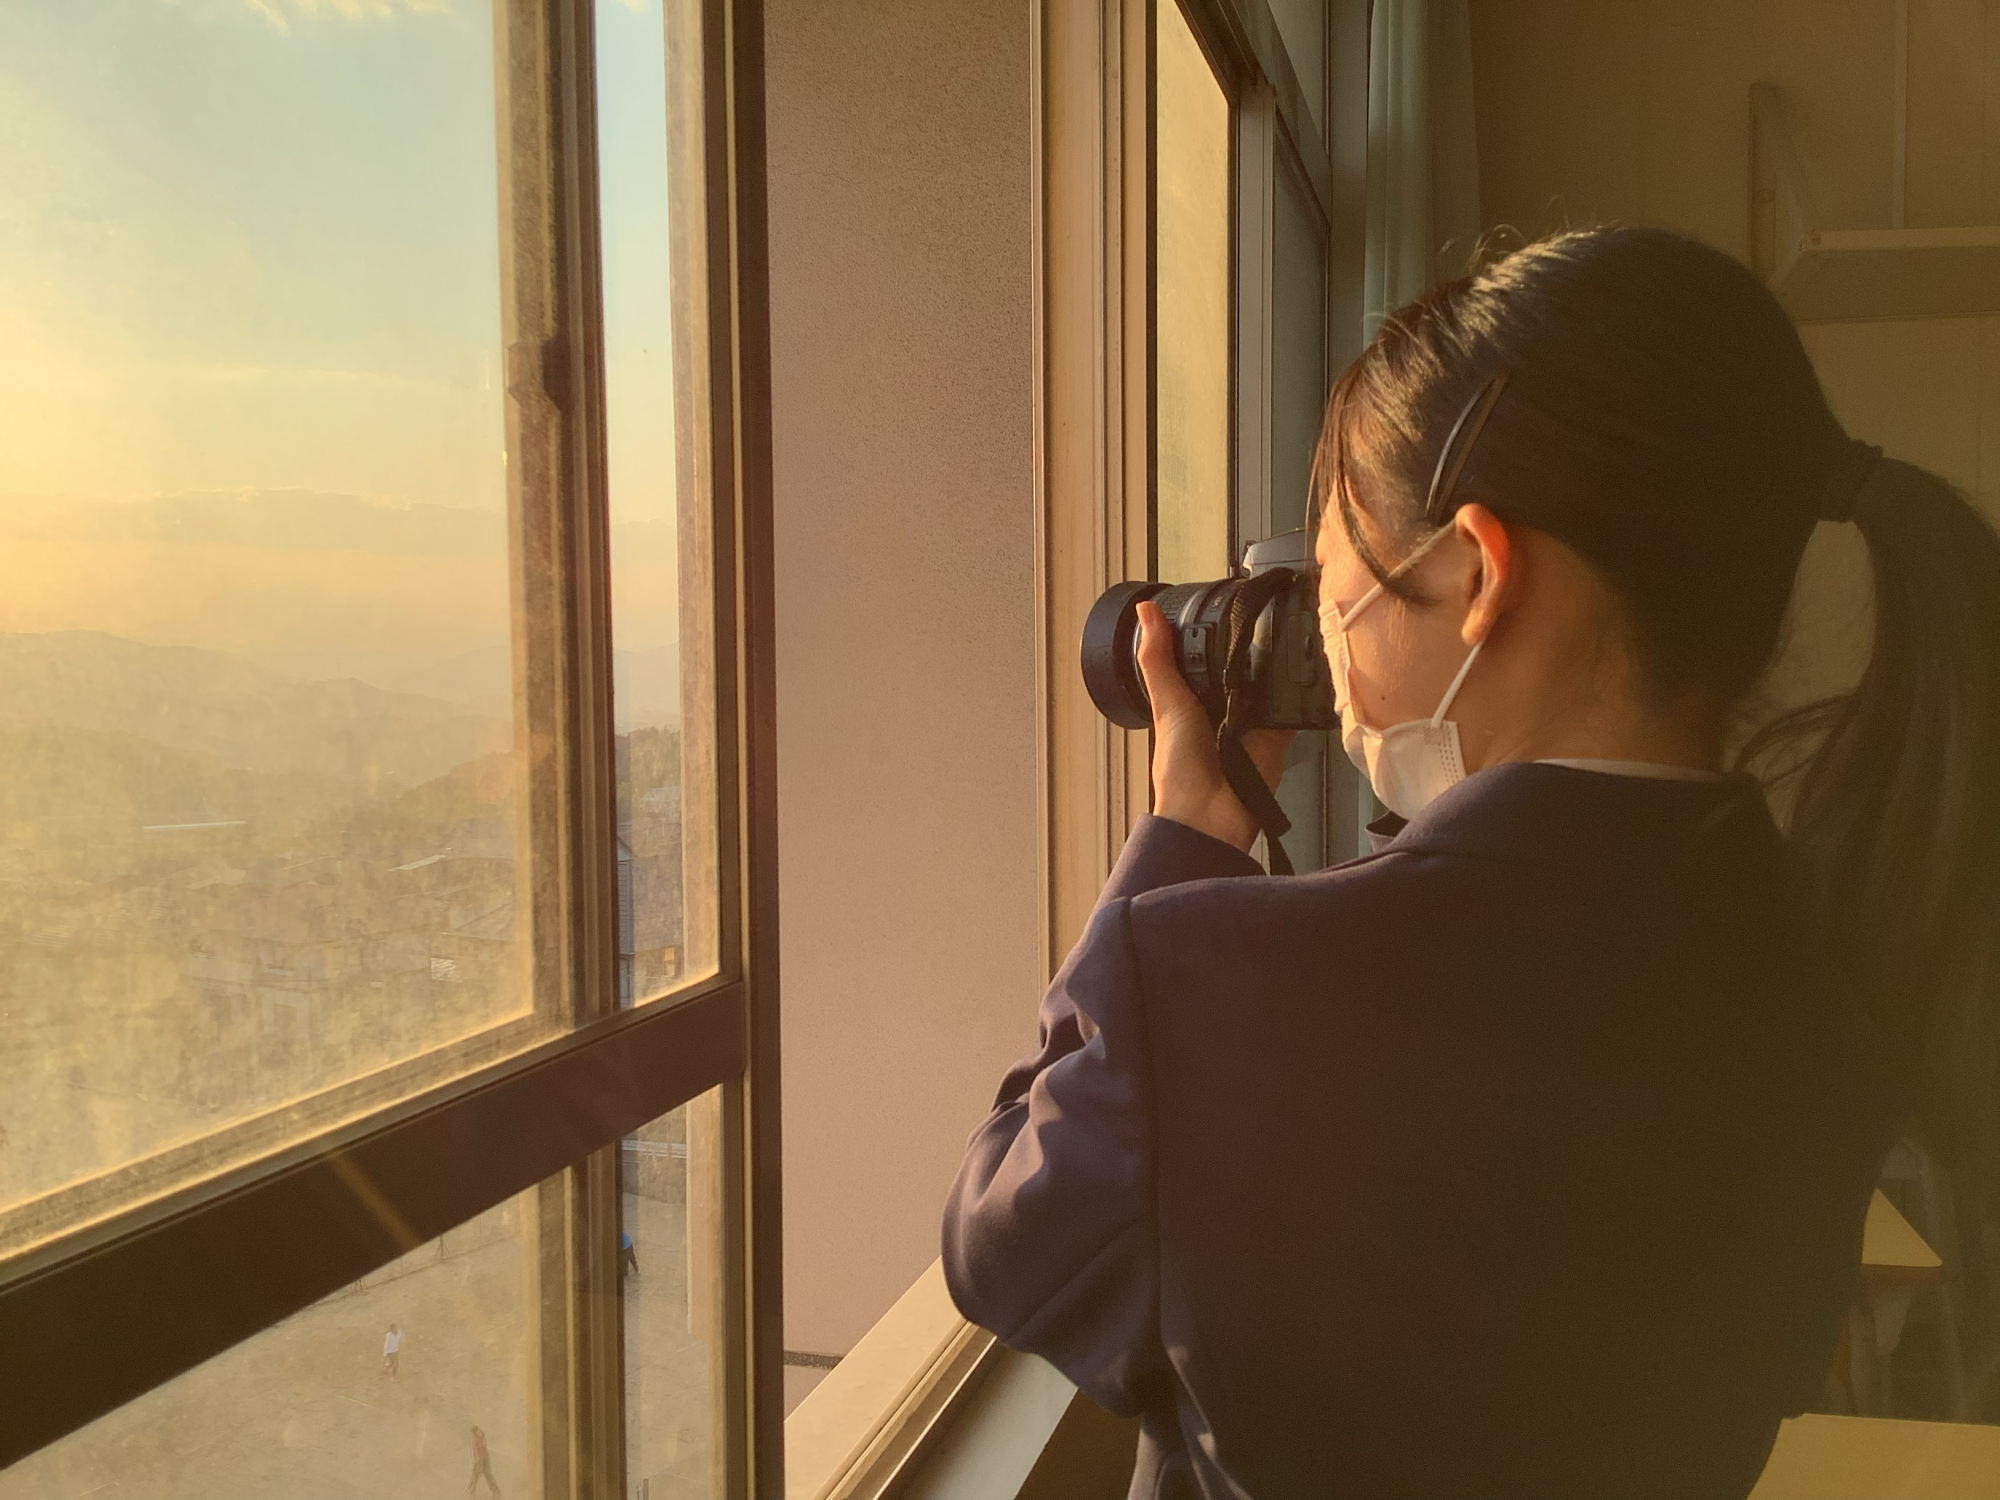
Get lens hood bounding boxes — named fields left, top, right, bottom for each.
left=1079, top=579, right=1165, bottom=730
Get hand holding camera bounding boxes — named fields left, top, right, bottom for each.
left=1134, top=601, right=1293, bottom=851
left=1084, top=529, right=1329, bottom=860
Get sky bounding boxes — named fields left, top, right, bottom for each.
left=0, top=0, right=683, bottom=677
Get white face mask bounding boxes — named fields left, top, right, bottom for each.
left=1318, top=525, right=1485, bottom=820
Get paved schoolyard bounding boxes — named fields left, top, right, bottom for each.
left=2, top=1192, right=709, bottom=1500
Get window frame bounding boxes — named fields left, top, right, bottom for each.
left=0, top=0, right=784, bottom=1493
left=1179, top=0, right=1367, bottom=873
left=1039, top=0, right=1365, bottom=954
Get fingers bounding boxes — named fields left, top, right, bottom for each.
left=1134, top=600, right=1202, bottom=727
left=1136, top=602, right=1286, bottom=786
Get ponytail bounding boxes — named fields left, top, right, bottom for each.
left=1322, top=223, right=2000, bottom=1225
left=1752, top=460, right=2000, bottom=1205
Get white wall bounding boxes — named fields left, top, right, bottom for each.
left=764, top=0, right=1039, bottom=1384
left=1468, top=0, right=2000, bottom=706
left=1466, top=0, right=1999, bottom=504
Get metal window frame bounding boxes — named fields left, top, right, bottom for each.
left=1184, top=0, right=1340, bottom=227
left=1036, top=0, right=1365, bottom=951
left=0, top=1, right=783, bottom=1494
left=1175, top=0, right=1358, bottom=549
left=1181, top=0, right=1369, bottom=873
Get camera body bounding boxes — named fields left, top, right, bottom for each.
left=1079, top=528, right=1337, bottom=733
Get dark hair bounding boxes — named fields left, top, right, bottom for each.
left=1315, top=225, right=2000, bottom=1211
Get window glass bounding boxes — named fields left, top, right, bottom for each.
left=1270, top=151, right=1328, bottom=537
left=0, top=0, right=555, bottom=1255
left=623, top=1089, right=726, bottom=1498
left=1155, top=0, right=1232, bottom=585
left=0, top=1194, right=534, bottom=1500
left=1267, top=0, right=1328, bottom=145
left=1271, top=148, right=1337, bottom=870
left=1, top=1084, right=730, bottom=1497
left=598, top=0, right=719, bottom=1006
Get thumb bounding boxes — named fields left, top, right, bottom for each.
left=1135, top=600, right=1202, bottom=727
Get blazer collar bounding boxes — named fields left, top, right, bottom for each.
left=1377, top=762, right=1776, bottom=870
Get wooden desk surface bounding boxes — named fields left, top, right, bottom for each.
left=1751, top=1414, right=2000, bottom=1500
left=1863, top=1189, right=1943, bottom=1280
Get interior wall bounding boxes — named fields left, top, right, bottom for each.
left=762, top=0, right=1038, bottom=1388
left=760, top=0, right=1993, bottom=1406
left=1467, top=0, right=2000, bottom=707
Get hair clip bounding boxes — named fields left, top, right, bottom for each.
left=1423, top=370, right=1510, bottom=526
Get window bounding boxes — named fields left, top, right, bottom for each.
left=1147, top=0, right=1363, bottom=874
left=1037, top=0, right=1363, bottom=946
left=3, top=1192, right=544, bottom=1499
left=0, top=1086, right=726, bottom=1499
left=625, top=1091, right=727, bottom=1495
left=1266, top=145, right=1339, bottom=871
left=1155, top=1, right=1232, bottom=587
left=1, top=0, right=545, bottom=1253
left=0, top=0, right=780, bottom=1490
left=1266, top=0, right=1329, bottom=148
left=599, top=0, right=720, bottom=1007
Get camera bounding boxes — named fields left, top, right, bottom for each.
left=1079, top=528, right=1337, bottom=734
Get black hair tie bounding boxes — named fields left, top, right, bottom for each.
left=1819, top=439, right=1883, bottom=523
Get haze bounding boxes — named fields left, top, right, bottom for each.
left=0, top=0, right=681, bottom=683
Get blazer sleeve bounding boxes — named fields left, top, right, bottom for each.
left=939, top=815, right=1261, bottom=1415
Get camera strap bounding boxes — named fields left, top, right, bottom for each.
left=1216, top=736, right=1294, bottom=875
left=1215, top=570, right=1297, bottom=876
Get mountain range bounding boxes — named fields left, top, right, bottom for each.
left=0, top=628, right=682, bottom=812
left=0, top=631, right=509, bottom=794
left=0, top=722, right=345, bottom=832
left=392, top=641, right=682, bottom=732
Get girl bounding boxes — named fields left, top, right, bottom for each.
left=943, top=226, right=2000, bottom=1499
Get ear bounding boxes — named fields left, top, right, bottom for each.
left=1454, top=503, right=1513, bottom=645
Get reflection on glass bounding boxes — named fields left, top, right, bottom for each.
left=597, top=0, right=716, bottom=1008
left=1271, top=152, right=1328, bottom=537
left=0, top=2, right=542, bottom=1252
left=1155, top=0, right=1232, bottom=585
left=623, top=1089, right=724, bottom=1499
left=0, top=1195, right=532, bottom=1500
left=1277, top=733, right=1331, bottom=872
left=1267, top=0, right=1327, bottom=144
left=1271, top=135, right=1335, bottom=869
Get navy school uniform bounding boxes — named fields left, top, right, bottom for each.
left=941, top=763, right=1896, bottom=1500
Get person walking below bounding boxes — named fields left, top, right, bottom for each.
left=468, top=1424, right=500, bottom=1496
left=381, top=1322, right=402, bottom=1382
left=621, top=1229, right=639, bottom=1277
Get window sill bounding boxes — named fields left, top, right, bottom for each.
left=783, top=1259, right=1076, bottom=1500
left=785, top=1271, right=2000, bottom=1500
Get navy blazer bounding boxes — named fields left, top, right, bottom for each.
left=942, top=764, right=1894, bottom=1500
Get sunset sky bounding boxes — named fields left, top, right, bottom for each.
left=0, top=0, right=683, bottom=678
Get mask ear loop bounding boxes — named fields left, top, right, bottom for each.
left=1337, top=521, right=1456, bottom=632
left=1325, top=366, right=1507, bottom=608
left=1414, top=369, right=1507, bottom=729
left=1429, top=638, right=1484, bottom=728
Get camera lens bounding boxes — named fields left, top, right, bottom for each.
left=1078, top=529, right=1332, bottom=735
left=1079, top=578, right=1239, bottom=729
left=1079, top=580, right=1163, bottom=729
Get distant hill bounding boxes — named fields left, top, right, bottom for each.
left=0, top=631, right=510, bottom=791
left=0, top=490, right=515, bottom=692
left=393, top=642, right=683, bottom=731
left=0, top=722, right=342, bottom=830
